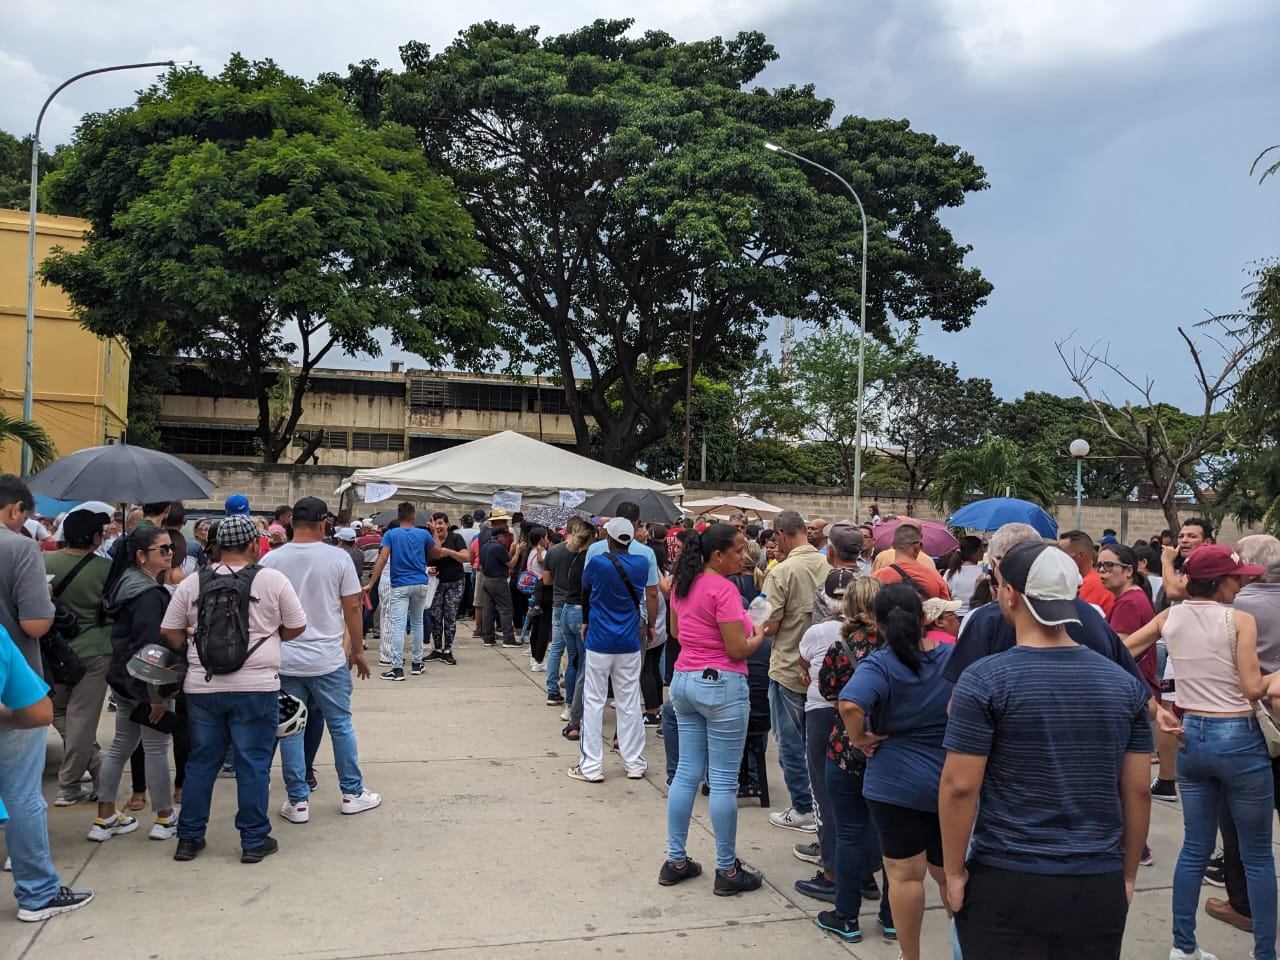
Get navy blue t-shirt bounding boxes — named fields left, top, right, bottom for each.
left=839, top=644, right=954, bottom=812
left=479, top=539, right=511, bottom=578
left=382, top=526, right=435, bottom=587
left=581, top=551, right=648, bottom=654
left=946, top=598, right=1145, bottom=687
left=944, top=644, right=1153, bottom=875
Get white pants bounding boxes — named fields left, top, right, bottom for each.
left=580, top=649, right=646, bottom=779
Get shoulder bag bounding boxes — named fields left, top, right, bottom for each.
left=1226, top=607, right=1280, bottom=758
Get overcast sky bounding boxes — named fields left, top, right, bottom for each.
left=4, top=0, right=1277, bottom=412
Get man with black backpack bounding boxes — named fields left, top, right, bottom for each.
left=160, top=514, right=306, bottom=864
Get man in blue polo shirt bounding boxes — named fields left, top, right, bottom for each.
left=569, top=518, right=655, bottom=783
left=940, top=541, right=1152, bottom=956
left=363, top=502, right=442, bottom=681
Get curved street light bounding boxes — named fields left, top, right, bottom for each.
left=21, top=59, right=184, bottom=474
left=764, top=141, right=869, bottom=522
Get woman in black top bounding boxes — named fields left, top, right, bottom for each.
left=425, top=513, right=469, bottom=665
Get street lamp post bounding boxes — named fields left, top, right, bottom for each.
left=1070, top=438, right=1091, bottom=529
left=764, top=141, right=868, bottom=523
left=21, top=59, right=179, bottom=475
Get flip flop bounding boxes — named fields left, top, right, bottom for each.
left=127, top=792, right=147, bottom=811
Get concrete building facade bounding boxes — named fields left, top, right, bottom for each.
left=0, top=208, right=129, bottom=474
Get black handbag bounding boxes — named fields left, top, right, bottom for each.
left=39, top=552, right=97, bottom=688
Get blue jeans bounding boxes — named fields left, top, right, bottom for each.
left=546, top=604, right=566, bottom=697
left=826, top=756, right=890, bottom=924
left=279, top=669, right=364, bottom=803
left=769, top=680, right=812, bottom=814
left=180, top=691, right=278, bottom=849
left=1173, top=715, right=1277, bottom=960
left=561, top=604, right=584, bottom=706
left=387, top=582, right=429, bottom=668
left=0, top=726, right=62, bottom=909
left=667, top=669, right=749, bottom=870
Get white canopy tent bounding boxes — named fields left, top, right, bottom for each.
left=336, top=431, right=683, bottom=508
left=681, top=494, right=784, bottom=520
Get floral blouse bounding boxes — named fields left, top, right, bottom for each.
left=818, top=625, right=884, bottom=772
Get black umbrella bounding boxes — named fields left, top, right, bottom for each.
left=368, top=508, right=398, bottom=528
left=576, top=488, right=682, bottom=524
left=26, top=444, right=214, bottom=504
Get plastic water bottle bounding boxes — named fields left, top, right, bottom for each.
left=747, top=593, right=773, bottom=628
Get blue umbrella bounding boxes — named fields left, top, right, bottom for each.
left=33, top=494, right=81, bottom=518
left=947, top=497, right=1059, bottom=539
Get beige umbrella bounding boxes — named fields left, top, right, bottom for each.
left=681, top=494, right=784, bottom=520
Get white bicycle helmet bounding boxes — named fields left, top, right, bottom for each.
left=277, top=691, right=308, bottom=738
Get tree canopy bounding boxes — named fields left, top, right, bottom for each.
left=39, top=55, right=494, bottom=462
left=331, top=19, right=992, bottom=467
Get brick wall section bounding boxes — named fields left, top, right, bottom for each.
left=178, top=460, right=1258, bottom=545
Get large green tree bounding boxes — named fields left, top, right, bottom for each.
left=0, top=129, right=73, bottom=212
left=332, top=20, right=991, bottom=467
left=930, top=437, right=1058, bottom=513
left=40, top=56, right=494, bottom=463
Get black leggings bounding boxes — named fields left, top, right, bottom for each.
left=530, top=585, right=553, bottom=662
left=640, top=645, right=664, bottom=712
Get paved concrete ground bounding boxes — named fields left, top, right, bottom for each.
left=1, top=636, right=1271, bottom=959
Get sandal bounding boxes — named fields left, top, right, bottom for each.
left=562, top=724, right=580, bottom=741
left=127, top=792, right=147, bottom=811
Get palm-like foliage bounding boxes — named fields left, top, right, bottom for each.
left=931, top=437, right=1059, bottom=514
left=0, top=412, right=57, bottom=472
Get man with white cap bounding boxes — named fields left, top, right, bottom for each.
left=940, top=541, right=1152, bottom=957
left=569, top=517, right=653, bottom=783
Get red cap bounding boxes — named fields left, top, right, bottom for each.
left=1182, top=545, right=1266, bottom=580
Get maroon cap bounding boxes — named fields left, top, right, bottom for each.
left=1183, top=545, right=1266, bottom=580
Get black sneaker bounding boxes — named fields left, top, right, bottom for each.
left=482, top=638, right=497, bottom=646
left=546, top=692, right=566, bottom=706
left=173, top=838, right=205, bottom=862
left=658, top=858, right=703, bottom=886
left=380, top=668, right=405, bottom=682
left=305, top=769, right=319, bottom=791
left=713, top=859, right=763, bottom=897
left=16, top=885, right=94, bottom=922
left=240, top=836, right=279, bottom=864
left=1151, top=777, right=1178, bottom=802
left=1204, top=853, right=1226, bottom=887
left=410, top=662, right=425, bottom=675
left=442, top=651, right=457, bottom=665
left=501, top=639, right=524, bottom=647
left=643, top=713, right=661, bottom=726
left=861, top=872, right=881, bottom=900
left=795, top=871, right=837, bottom=902
left=815, top=910, right=862, bottom=942
left=424, top=649, right=444, bottom=662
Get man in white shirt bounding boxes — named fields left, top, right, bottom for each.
left=260, top=498, right=380, bottom=825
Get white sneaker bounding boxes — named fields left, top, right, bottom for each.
left=86, top=813, right=139, bottom=842
left=769, top=807, right=818, bottom=832
left=560, top=707, right=571, bottom=721
left=1170, top=950, right=1217, bottom=960
left=280, top=799, right=310, bottom=824
left=341, top=790, right=382, bottom=815
left=625, top=767, right=646, bottom=779
left=3, top=856, right=10, bottom=871
left=149, top=813, right=178, bottom=840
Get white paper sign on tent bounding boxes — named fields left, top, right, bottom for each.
left=363, top=482, right=398, bottom=504
left=492, top=490, right=523, bottom=512
left=559, top=489, right=586, bottom=508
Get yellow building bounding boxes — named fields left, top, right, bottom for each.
left=0, top=208, right=129, bottom=474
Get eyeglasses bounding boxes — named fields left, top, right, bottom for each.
left=148, top=544, right=174, bottom=556
left=1093, top=561, right=1127, bottom=572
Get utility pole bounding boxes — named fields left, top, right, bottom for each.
left=682, top=289, right=695, bottom=482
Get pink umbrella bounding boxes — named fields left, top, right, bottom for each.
left=873, top=518, right=959, bottom=558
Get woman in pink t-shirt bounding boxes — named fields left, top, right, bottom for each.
left=662, top=523, right=766, bottom=895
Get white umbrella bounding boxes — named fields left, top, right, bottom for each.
left=682, top=494, right=784, bottom=520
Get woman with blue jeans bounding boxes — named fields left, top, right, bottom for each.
left=662, top=523, right=767, bottom=896
left=1127, top=545, right=1277, bottom=960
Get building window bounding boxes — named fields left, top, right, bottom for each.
left=351, top=432, right=405, bottom=452
left=160, top=426, right=260, bottom=457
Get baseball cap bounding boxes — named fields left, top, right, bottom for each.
left=473, top=508, right=486, bottom=521
left=604, top=517, right=635, bottom=544
left=922, top=597, right=963, bottom=624
left=824, top=520, right=864, bottom=554
left=822, top=568, right=857, bottom=603
left=336, top=527, right=357, bottom=542
left=999, top=541, right=1082, bottom=627
left=351, top=519, right=363, bottom=529
left=1183, top=545, right=1266, bottom=580
left=292, top=496, right=328, bottom=523
left=224, top=494, right=251, bottom=516
left=216, top=514, right=258, bottom=550
left=62, top=508, right=112, bottom=543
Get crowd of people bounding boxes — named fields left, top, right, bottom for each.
left=5, top=476, right=1280, bottom=959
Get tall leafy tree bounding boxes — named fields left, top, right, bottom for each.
left=0, top=129, right=74, bottom=212
left=39, top=56, right=494, bottom=463
left=335, top=20, right=991, bottom=466
left=0, top=413, right=56, bottom=473
left=931, top=437, right=1058, bottom=513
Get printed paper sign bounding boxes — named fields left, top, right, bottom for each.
left=492, top=490, right=523, bottom=512
left=559, top=489, right=587, bottom=508
left=363, top=482, right=398, bottom=504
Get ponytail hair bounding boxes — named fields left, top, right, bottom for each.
left=840, top=576, right=881, bottom=641
left=673, top=523, right=740, bottom=599
left=103, top=524, right=168, bottom=597
left=1100, top=543, right=1148, bottom=599
left=873, top=583, right=926, bottom=675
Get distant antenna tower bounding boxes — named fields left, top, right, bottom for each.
left=779, top=317, right=796, bottom=376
